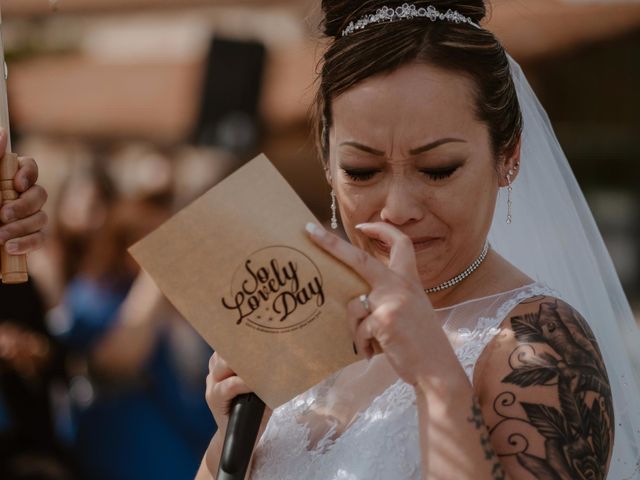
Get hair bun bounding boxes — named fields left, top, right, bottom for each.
left=321, top=0, right=487, bottom=37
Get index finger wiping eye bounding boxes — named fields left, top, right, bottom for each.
left=355, top=222, right=420, bottom=283
left=305, top=223, right=387, bottom=285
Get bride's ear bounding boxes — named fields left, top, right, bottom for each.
left=498, top=138, right=522, bottom=187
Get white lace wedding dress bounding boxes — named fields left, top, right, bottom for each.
left=248, top=281, right=557, bottom=480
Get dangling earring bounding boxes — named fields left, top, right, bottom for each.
left=506, top=167, right=515, bottom=224
left=330, top=190, right=338, bottom=230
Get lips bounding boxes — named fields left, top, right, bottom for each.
left=372, top=237, right=441, bottom=254
left=411, top=237, right=441, bottom=252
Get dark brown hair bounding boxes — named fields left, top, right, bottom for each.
left=314, top=0, right=522, bottom=167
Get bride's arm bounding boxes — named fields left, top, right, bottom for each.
left=414, top=295, right=613, bottom=480
left=194, top=433, right=224, bottom=480
left=413, top=349, right=513, bottom=479
left=195, top=352, right=272, bottom=480
left=473, top=296, right=613, bottom=479
left=195, top=431, right=261, bottom=480
left=194, top=460, right=211, bottom=480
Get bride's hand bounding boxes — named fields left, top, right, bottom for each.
left=305, top=222, right=455, bottom=387
left=205, top=352, right=272, bottom=436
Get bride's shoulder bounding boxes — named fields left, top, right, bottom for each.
left=497, top=291, right=599, bottom=350
left=476, top=293, right=604, bottom=382
left=472, top=294, right=614, bottom=478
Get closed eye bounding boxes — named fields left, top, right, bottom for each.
left=341, top=167, right=381, bottom=182
left=420, top=166, right=459, bottom=181
left=342, top=165, right=460, bottom=181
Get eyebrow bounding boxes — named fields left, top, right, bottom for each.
left=410, top=138, right=467, bottom=155
left=339, top=138, right=467, bottom=156
left=339, top=141, right=385, bottom=156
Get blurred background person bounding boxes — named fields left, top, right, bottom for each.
left=0, top=131, right=65, bottom=477
left=48, top=194, right=216, bottom=480
left=0, top=281, right=77, bottom=480
left=45, top=162, right=117, bottom=306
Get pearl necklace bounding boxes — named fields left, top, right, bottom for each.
left=424, top=242, right=490, bottom=294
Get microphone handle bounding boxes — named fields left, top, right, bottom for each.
left=217, top=393, right=266, bottom=480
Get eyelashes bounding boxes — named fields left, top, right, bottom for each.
left=423, top=167, right=459, bottom=181
left=342, top=168, right=378, bottom=182
left=342, top=166, right=459, bottom=182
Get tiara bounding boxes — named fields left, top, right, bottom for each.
left=341, top=3, right=481, bottom=37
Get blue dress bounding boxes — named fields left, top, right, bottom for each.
left=59, top=275, right=216, bottom=480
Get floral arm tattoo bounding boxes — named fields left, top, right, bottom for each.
left=489, top=298, right=614, bottom=480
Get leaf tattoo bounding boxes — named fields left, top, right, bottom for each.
left=503, top=353, right=558, bottom=387
left=498, top=299, right=613, bottom=480
left=520, top=403, right=569, bottom=440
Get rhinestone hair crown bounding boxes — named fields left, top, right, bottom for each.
left=341, top=3, right=481, bottom=37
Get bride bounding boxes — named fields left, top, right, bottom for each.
left=197, top=1, right=640, bottom=479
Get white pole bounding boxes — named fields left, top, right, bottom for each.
left=0, top=7, right=12, bottom=154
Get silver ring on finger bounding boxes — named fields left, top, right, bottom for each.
left=359, top=293, right=371, bottom=314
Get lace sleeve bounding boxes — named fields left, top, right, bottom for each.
left=448, top=282, right=559, bottom=382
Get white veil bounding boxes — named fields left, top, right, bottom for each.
left=489, top=55, right=640, bottom=479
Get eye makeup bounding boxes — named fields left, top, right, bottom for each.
left=419, top=165, right=460, bottom=181
left=340, top=161, right=464, bottom=182
left=341, top=167, right=381, bottom=182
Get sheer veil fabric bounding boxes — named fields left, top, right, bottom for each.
left=489, top=56, right=640, bottom=478
left=251, top=55, right=640, bottom=479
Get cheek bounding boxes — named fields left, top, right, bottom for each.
left=445, top=168, right=499, bottom=236
left=336, top=185, right=380, bottom=225
left=334, top=182, right=390, bottom=252
left=412, top=163, right=498, bottom=241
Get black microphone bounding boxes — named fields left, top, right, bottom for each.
left=217, top=393, right=266, bottom=480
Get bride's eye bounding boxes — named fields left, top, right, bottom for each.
left=420, top=166, right=459, bottom=181
left=341, top=168, right=380, bottom=182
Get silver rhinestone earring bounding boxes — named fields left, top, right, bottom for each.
left=506, top=169, right=514, bottom=224
left=330, top=190, right=338, bottom=230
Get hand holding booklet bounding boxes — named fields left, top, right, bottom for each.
left=129, top=154, right=368, bottom=409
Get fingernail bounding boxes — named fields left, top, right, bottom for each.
left=5, top=241, right=18, bottom=254
left=3, top=208, right=14, bottom=223
left=355, top=223, right=369, bottom=230
left=305, top=222, right=323, bottom=237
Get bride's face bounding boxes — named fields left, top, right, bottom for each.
left=328, top=62, right=509, bottom=287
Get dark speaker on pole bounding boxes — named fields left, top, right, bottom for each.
left=193, top=36, right=267, bottom=155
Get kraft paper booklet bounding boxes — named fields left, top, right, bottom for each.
left=129, top=154, right=368, bottom=409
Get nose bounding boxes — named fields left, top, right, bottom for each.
left=379, top=179, right=424, bottom=226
